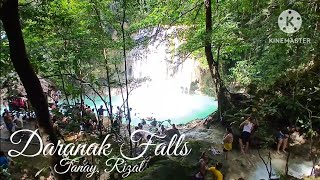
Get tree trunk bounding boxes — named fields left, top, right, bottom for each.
left=103, top=49, right=113, bottom=125
left=0, top=1, right=70, bottom=179
left=204, top=0, right=231, bottom=120
left=114, top=63, right=126, bottom=115
left=61, top=40, right=70, bottom=105
left=80, top=82, right=84, bottom=120
left=122, top=0, right=133, bottom=157
left=59, top=69, right=70, bottom=105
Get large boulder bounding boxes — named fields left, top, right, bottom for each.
left=164, top=129, right=180, bottom=140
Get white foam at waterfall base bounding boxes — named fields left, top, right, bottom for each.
left=250, top=158, right=313, bottom=180
left=97, top=85, right=217, bottom=126
left=83, top=79, right=217, bottom=126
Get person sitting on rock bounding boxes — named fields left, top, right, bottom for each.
left=0, top=150, right=13, bottom=169
left=193, top=152, right=209, bottom=180
left=160, top=125, right=166, bottom=135
left=207, top=162, right=223, bottom=180
left=290, top=127, right=306, bottom=146
left=172, top=124, right=180, bottom=136
left=141, top=118, right=146, bottom=126
left=164, top=124, right=180, bottom=140
left=155, top=128, right=160, bottom=135
left=133, top=127, right=143, bottom=151
left=203, top=116, right=212, bottom=127
left=150, top=118, right=157, bottom=127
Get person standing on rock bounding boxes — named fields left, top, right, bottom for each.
left=239, top=116, right=255, bottom=154
left=276, top=127, right=289, bottom=154
left=97, top=105, right=106, bottom=130
left=223, top=127, right=233, bottom=160
left=97, top=105, right=106, bottom=120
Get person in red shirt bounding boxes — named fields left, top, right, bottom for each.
left=18, top=98, right=25, bottom=108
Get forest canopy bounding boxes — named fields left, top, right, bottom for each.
left=0, top=0, right=319, bottom=179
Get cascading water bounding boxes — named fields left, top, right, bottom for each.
left=127, top=27, right=198, bottom=94
left=86, top=27, right=217, bottom=126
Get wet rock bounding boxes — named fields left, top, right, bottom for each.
left=164, top=129, right=180, bottom=139
left=99, top=172, right=110, bottom=180
left=23, top=169, right=29, bottom=173
left=200, top=129, right=208, bottom=132
left=125, top=140, right=212, bottom=180
left=125, top=159, right=192, bottom=180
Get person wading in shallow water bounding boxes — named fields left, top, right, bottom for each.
left=193, top=152, right=209, bottom=180
left=239, top=116, right=255, bottom=154
left=223, top=127, right=233, bottom=160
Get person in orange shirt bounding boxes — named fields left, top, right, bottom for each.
left=207, top=162, right=223, bottom=180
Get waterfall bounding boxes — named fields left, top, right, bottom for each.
left=127, top=27, right=199, bottom=95
left=86, top=27, right=217, bottom=125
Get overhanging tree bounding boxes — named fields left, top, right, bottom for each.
left=0, top=0, right=70, bottom=179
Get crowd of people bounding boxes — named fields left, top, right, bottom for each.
left=192, top=115, right=320, bottom=179
left=132, top=119, right=181, bottom=154
left=50, top=103, right=127, bottom=140
left=1, top=97, right=319, bottom=179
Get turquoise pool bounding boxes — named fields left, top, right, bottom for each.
left=83, top=92, right=217, bottom=126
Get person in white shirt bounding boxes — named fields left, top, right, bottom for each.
left=14, top=116, right=23, bottom=130
left=239, top=116, right=255, bottom=154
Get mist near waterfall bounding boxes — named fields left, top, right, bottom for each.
left=88, top=27, right=217, bottom=125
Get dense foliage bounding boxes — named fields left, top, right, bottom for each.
left=1, top=0, right=319, bottom=136
left=0, top=0, right=319, bottom=178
